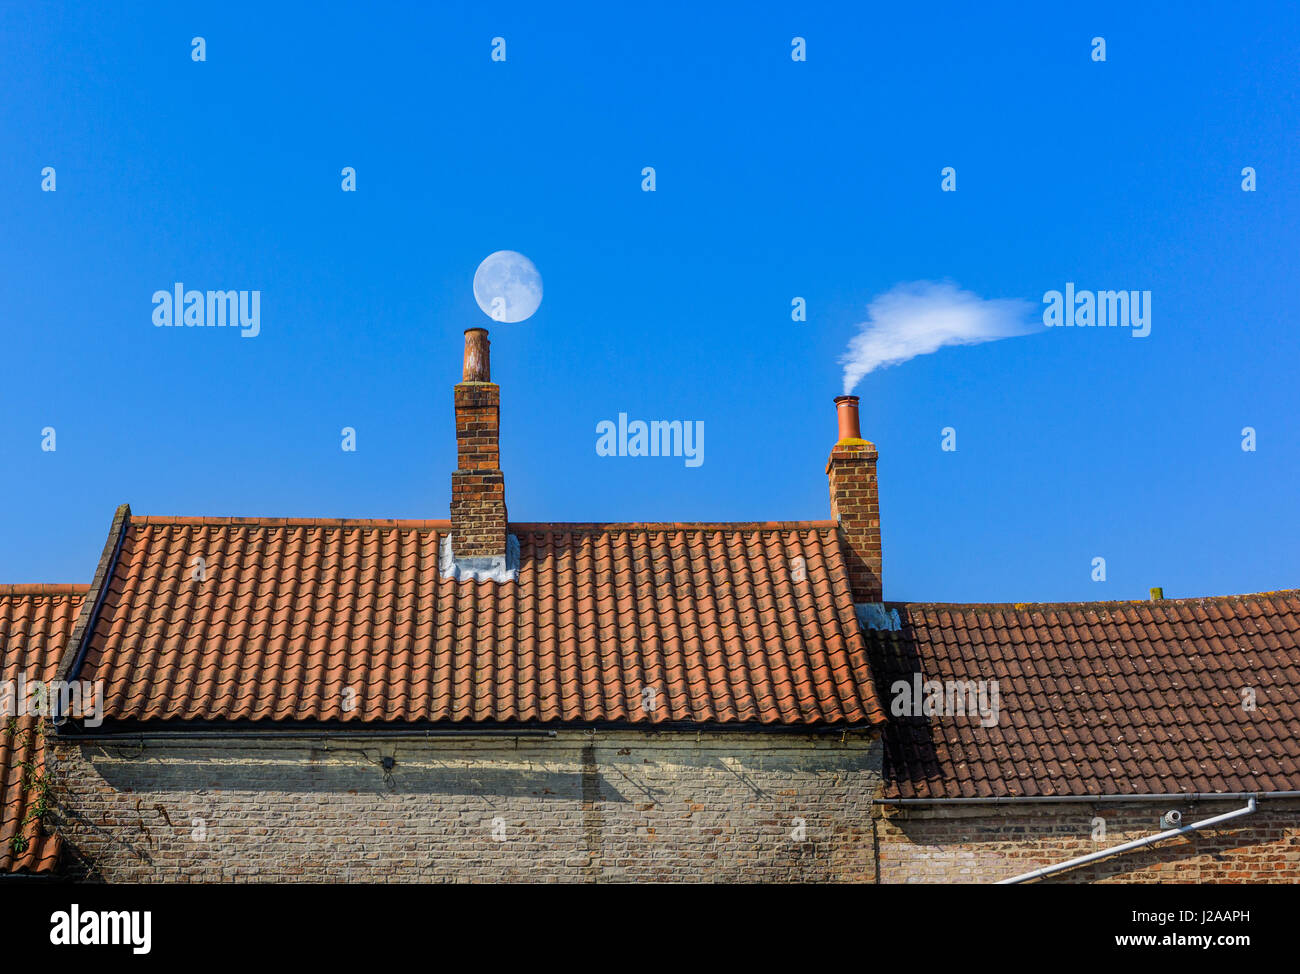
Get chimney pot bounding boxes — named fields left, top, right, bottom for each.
left=463, top=327, right=491, bottom=382
left=834, top=394, right=862, bottom=442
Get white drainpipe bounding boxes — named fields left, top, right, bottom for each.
left=997, top=796, right=1257, bottom=884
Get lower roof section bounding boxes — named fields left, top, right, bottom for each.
left=868, top=590, right=1300, bottom=799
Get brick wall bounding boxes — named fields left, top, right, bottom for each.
left=46, top=730, right=881, bottom=883
left=875, top=800, right=1300, bottom=883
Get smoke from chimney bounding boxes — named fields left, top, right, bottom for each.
left=840, top=281, right=1034, bottom=394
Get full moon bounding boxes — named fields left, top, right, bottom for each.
left=473, top=251, right=543, bottom=323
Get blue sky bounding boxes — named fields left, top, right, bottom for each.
left=2, top=2, right=1297, bottom=603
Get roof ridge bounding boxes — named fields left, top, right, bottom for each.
left=512, top=520, right=839, bottom=532
left=126, top=516, right=839, bottom=533
left=132, top=515, right=454, bottom=528
left=0, top=584, right=90, bottom=596
left=885, top=587, right=1300, bottom=611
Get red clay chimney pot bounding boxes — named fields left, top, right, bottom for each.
left=834, top=395, right=861, bottom=442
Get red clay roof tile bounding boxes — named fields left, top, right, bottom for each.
left=67, top=515, right=885, bottom=728
left=871, top=591, right=1300, bottom=798
left=1, top=585, right=85, bottom=873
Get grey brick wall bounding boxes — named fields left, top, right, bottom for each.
left=47, top=729, right=881, bottom=883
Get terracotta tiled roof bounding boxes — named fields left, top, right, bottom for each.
left=1, top=585, right=86, bottom=873
left=64, top=509, right=886, bottom=727
left=868, top=592, right=1300, bottom=799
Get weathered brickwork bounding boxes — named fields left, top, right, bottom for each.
left=46, top=730, right=881, bottom=883
left=450, top=381, right=509, bottom=557
left=875, top=800, right=1300, bottom=883
left=826, top=440, right=882, bottom=603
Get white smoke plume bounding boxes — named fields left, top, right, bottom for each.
left=840, top=281, right=1035, bottom=393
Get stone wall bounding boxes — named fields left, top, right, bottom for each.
left=47, top=729, right=881, bottom=883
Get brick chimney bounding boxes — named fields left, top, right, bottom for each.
left=827, top=395, right=882, bottom=603
left=450, top=327, right=509, bottom=560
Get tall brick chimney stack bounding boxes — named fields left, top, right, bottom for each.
left=450, top=327, right=509, bottom=560
left=827, top=395, right=882, bottom=603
